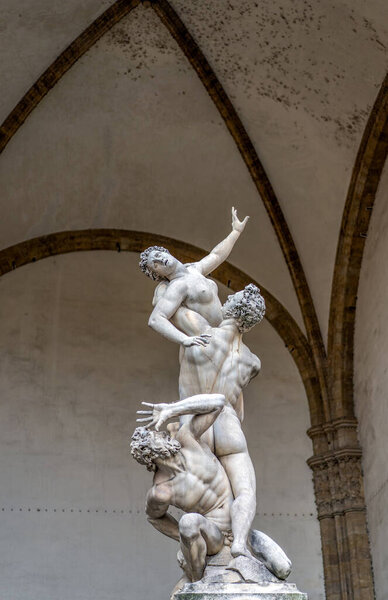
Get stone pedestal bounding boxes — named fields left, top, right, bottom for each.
left=175, top=581, right=307, bottom=599
left=173, top=546, right=308, bottom=600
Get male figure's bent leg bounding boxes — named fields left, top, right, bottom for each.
left=179, top=513, right=224, bottom=581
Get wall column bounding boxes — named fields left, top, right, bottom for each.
left=308, top=419, right=374, bottom=600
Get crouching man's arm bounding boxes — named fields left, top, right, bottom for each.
left=146, top=486, right=180, bottom=542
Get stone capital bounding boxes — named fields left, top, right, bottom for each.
left=307, top=449, right=365, bottom=519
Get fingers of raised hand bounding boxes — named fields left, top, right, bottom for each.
left=136, top=416, right=158, bottom=429
left=141, top=402, right=154, bottom=407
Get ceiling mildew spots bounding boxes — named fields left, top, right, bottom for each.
left=1, top=0, right=386, bottom=341
left=170, top=0, right=387, bottom=147
left=103, top=4, right=192, bottom=83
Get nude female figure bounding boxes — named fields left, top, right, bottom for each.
left=139, top=207, right=249, bottom=348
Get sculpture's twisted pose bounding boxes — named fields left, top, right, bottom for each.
left=140, top=210, right=265, bottom=558
left=133, top=209, right=306, bottom=598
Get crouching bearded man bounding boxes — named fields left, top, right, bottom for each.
left=130, top=393, right=291, bottom=588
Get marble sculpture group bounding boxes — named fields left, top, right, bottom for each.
left=131, top=209, right=307, bottom=599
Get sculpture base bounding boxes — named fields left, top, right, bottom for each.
left=171, top=539, right=307, bottom=600
left=174, top=581, right=307, bottom=599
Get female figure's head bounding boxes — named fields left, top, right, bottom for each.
left=139, top=246, right=179, bottom=281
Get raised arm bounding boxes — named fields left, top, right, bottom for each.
left=148, top=280, right=211, bottom=347
left=195, top=208, right=249, bottom=276
left=137, top=393, right=226, bottom=440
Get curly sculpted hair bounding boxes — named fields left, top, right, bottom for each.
left=130, top=427, right=181, bottom=472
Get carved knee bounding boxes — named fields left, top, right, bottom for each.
left=179, top=513, right=202, bottom=540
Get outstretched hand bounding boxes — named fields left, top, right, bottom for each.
left=231, top=207, right=249, bottom=233
left=136, top=402, right=172, bottom=431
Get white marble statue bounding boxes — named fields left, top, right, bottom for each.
left=140, top=216, right=265, bottom=559
left=135, top=209, right=308, bottom=599
left=132, top=393, right=233, bottom=583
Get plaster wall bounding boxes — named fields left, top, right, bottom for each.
left=354, top=164, right=388, bottom=600
left=0, top=252, right=324, bottom=599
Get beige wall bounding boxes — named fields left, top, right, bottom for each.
left=355, top=164, right=388, bottom=600
left=0, top=252, right=324, bottom=599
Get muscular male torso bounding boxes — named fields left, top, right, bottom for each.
left=178, top=321, right=261, bottom=413
left=150, top=426, right=232, bottom=531
left=174, top=315, right=260, bottom=467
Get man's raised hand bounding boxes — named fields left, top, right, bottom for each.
left=136, top=402, right=172, bottom=431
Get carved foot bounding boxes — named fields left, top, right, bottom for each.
left=230, top=541, right=254, bottom=560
